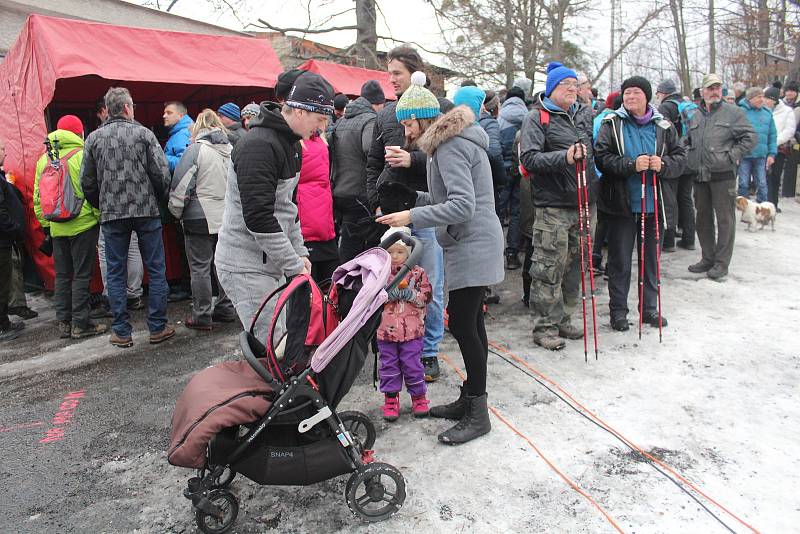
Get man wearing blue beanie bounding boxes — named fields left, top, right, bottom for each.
left=518, top=61, right=595, bottom=351
left=217, top=102, right=244, bottom=146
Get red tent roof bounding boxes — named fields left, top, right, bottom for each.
left=297, top=59, right=395, bottom=101
left=0, top=15, right=283, bottom=289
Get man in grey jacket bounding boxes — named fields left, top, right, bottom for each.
left=686, top=73, right=756, bottom=280
left=81, top=87, right=175, bottom=348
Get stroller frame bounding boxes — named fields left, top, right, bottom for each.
left=182, top=232, right=422, bottom=534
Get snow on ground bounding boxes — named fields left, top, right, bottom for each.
left=100, top=200, right=799, bottom=533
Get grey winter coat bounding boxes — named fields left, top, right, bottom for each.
left=331, top=96, right=376, bottom=201
left=225, top=122, right=245, bottom=146
left=411, top=106, right=505, bottom=291
left=686, top=101, right=757, bottom=182
left=80, top=117, right=170, bottom=223
left=497, top=96, right=529, bottom=169
left=169, top=128, right=232, bottom=233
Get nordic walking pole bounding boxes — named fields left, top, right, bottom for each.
left=574, top=142, right=589, bottom=363
left=578, top=155, right=600, bottom=360
left=652, top=170, right=663, bottom=343
left=639, top=169, right=646, bottom=340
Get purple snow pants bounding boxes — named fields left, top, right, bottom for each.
left=377, top=338, right=426, bottom=397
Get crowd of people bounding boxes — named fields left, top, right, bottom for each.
left=2, top=44, right=799, bottom=444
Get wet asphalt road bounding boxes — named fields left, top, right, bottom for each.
left=0, top=295, right=242, bottom=533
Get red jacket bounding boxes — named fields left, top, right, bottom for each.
left=297, top=135, right=335, bottom=242
left=377, top=265, right=432, bottom=343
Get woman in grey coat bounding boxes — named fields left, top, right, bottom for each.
left=379, top=102, right=504, bottom=445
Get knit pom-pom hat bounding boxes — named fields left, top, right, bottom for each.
left=395, top=72, right=441, bottom=121
left=544, top=61, right=578, bottom=97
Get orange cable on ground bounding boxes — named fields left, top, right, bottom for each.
left=487, top=340, right=761, bottom=534
left=438, top=353, right=626, bottom=534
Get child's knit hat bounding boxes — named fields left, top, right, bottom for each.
left=381, top=226, right=411, bottom=252
left=395, top=72, right=440, bottom=121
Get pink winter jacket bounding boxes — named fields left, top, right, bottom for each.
left=377, top=265, right=432, bottom=343
left=297, top=135, right=336, bottom=242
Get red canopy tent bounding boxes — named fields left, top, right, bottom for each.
left=297, top=59, right=395, bottom=101
left=0, top=15, right=283, bottom=290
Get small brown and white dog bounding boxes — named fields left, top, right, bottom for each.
left=736, top=196, right=776, bottom=231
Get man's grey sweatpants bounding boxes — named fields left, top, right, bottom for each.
left=98, top=226, right=143, bottom=298
left=694, top=176, right=737, bottom=270
left=217, top=268, right=285, bottom=344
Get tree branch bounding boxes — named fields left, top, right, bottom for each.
left=591, top=6, right=665, bottom=84
left=255, top=18, right=358, bottom=34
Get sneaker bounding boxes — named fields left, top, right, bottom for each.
left=167, top=289, right=191, bottom=303
left=59, top=321, right=72, bottom=339
left=0, top=321, right=24, bottom=341
left=110, top=332, right=133, bottom=348
left=9, top=306, right=38, bottom=319
left=643, top=313, right=668, bottom=328
left=90, top=303, right=113, bottom=319
left=72, top=322, right=108, bottom=339
left=533, top=331, right=566, bottom=351
left=411, top=395, right=430, bottom=418
left=707, top=265, right=728, bottom=280
left=127, top=296, right=144, bottom=310
left=611, top=317, right=630, bottom=331
left=422, top=357, right=441, bottom=382
left=677, top=240, right=696, bottom=251
left=505, top=253, right=522, bottom=270
left=382, top=394, right=400, bottom=421
left=557, top=323, right=584, bottom=340
left=688, top=260, right=714, bottom=273
left=185, top=318, right=213, bottom=331
left=149, top=325, right=176, bottom=344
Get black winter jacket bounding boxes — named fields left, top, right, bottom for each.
left=0, top=171, right=25, bottom=247
left=331, top=97, right=376, bottom=201
left=365, top=97, right=453, bottom=212
left=230, top=102, right=302, bottom=236
left=594, top=109, right=687, bottom=218
left=519, top=92, right=595, bottom=209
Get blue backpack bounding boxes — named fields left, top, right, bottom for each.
left=677, top=101, right=699, bottom=136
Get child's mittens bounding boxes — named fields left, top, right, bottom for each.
left=387, top=288, right=414, bottom=301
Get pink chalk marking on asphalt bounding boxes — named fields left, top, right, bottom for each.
left=0, top=421, right=44, bottom=433
left=39, top=389, right=86, bottom=444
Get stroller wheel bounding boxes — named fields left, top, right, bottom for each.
left=195, top=489, right=239, bottom=534
left=346, top=462, right=406, bottom=522
left=197, top=465, right=236, bottom=489
left=339, top=411, right=376, bottom=451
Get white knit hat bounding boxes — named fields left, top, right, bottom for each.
left=381, top=226, right=411, bottom=251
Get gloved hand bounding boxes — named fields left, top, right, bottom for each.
left=387, top=288, right=414, bottom=302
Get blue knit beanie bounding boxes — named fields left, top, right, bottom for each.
left=217, top=102, right=241, bottom=121
left=544, top=62, right=578, bottom=97
left=453, top=86, right=485, bottom=122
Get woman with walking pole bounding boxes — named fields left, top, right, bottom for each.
left=593, top=76, right=686, bottom=333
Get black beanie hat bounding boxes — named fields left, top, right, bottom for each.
left=621, top=76, right=652, bottom=103
left=785, top=80, right=800, bottom=93
left=506, top=86, right=526, bottom=101
left=360, top=80, right=386, bottom=105
left=276, top=69, right=307, bottom=102
left=333, top=93, right=349, bottom=111
left=764, top=87, right=780, bottom=103
left=286, top=72, right=335, bottom=116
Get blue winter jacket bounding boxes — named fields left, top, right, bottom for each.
left=165, top=114, right=193, bottom=173
left=738, top=100, right=777, bottom=159
left=497, top=96, right=529, bottom=170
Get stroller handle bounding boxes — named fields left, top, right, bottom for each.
left=380, top=232, right=424, bottom=292
left=240, top=331, right=277, bottom=386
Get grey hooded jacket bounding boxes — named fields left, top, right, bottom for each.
left=169, top=128, right=232, bottom=234
left=331, top=96, right=376, bottom=201
left=685, top=100, right=757, bottom=182
left=411, top=106, right=505, bottom=291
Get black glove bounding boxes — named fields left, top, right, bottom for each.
left=378, top=181, right=417, bottom=214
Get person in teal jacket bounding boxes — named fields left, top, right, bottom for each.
left=33, top=116, right=107, bottom=340
left=737, top=87, right=777, bottom=202
left=163, top=101, right=193, bottom=174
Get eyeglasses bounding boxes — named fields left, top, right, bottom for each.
left=558, top=81, right=580, bottom=89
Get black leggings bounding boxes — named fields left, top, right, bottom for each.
left=447, top=286, right=488, bottom=397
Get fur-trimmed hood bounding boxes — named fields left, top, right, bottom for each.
left=418, top=105, right=488, bottom=154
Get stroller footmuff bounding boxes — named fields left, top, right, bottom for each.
left=168, top=232, right=422, bottom=533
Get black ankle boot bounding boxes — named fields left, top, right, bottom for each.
left=437, top=393, right=491, bottom=445
left=430, top=384, right=468, bottom=420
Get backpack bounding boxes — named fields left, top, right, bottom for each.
left=677, top=101, right=699, bottom=137
left=518, top=109, right=550, bottom=179
left=39, top=140, right=82, bottom=223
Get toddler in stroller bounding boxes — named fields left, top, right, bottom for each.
left=168, top=231, right=422, bottom=533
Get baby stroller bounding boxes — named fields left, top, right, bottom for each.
left=168, top=232, right=422, bottom=534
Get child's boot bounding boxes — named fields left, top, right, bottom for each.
left=411, top=394, right=430, bottom=418
left=382, top=393, right=400, bottom=421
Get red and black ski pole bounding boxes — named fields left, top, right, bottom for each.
left=574, top=141, right=599, bottom=361
left=579, top=156, right=599, bottom=360
left=574, top=143, right=589, bottom=362
left=638, top=169, right=646, bottom=341
left=652, top=171, right=663, bottom=343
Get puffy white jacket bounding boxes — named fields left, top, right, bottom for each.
left=772, top=101, right=797, bottom=147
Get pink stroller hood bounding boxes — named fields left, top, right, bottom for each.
left=310, top=247, right=391, bottom=372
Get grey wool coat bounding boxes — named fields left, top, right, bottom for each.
left=411, top=105, right=505, bottom=292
